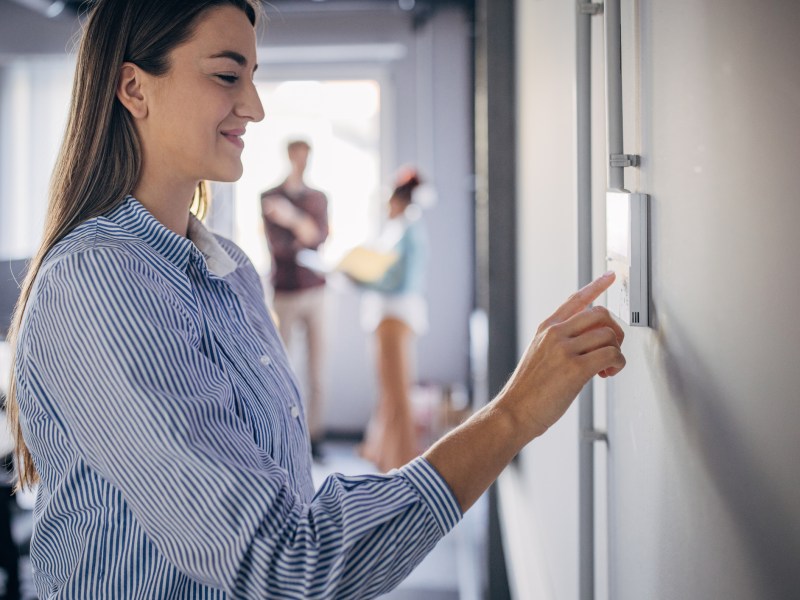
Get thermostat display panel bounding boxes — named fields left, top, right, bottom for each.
left=606, top=191, right=649, bottom=327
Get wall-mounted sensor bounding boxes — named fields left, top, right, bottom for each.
left=606, top=191, right=649, bottom=327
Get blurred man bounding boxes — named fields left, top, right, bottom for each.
left=261, top=140, right=329, bottom=460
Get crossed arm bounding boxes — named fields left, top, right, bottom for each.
left=262, top=194, right=327, bottom=248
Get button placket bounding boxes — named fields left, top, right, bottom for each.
left=256, top=352, right=299, bottom=420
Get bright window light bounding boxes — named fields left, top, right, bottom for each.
left=235, top=79, right=382, bottom=277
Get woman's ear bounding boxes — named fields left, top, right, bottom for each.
left=116, top=62, right=148, bottom=119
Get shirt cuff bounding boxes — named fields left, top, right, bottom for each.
left=399, top=457, right=463, bottom=536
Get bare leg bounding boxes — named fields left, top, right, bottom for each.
left=370, top=317, right=417, bottom=472
left=357, top=331, right=387, bottom=464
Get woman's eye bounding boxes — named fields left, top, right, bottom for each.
left=217, top=74, right=239, bottom=84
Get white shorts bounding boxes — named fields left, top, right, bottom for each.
left=360, top=291, right=428, bottom=336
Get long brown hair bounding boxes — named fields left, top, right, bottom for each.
left=5, top=0, right=260, bottom=489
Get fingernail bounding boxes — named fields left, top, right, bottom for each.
left=603, top=270, right=614, bottom=278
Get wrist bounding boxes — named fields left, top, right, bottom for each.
left=493, top=385, right=550, bottom=445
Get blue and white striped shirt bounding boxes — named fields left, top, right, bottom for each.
left=14, top=196, right=461, bottom=599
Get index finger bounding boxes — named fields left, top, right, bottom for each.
left=543, top=271, right=616, bottom=327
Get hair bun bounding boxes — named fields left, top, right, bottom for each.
left=394, top=166, right=421, bottom=190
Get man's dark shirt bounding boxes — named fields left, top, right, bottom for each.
left=261, top=184, right=329, bottom=291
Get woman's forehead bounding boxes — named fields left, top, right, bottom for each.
left=178, top=5, right=257, bottom=64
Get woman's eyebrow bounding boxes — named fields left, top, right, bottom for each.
left=207, top=50, right=258, bottom=72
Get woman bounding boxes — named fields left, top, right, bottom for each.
left=4, top=0, right=626, bottom=598
left=358, top=169, right=429, bottom=472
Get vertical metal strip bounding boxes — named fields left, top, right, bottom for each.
left=475, top=0, right=517, bottom=595
left=605, top=0, right=625, bottom=191
left=576, top=2, right=595, bottom=599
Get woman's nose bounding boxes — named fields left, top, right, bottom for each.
left=238, top=80, right=265, bottom=123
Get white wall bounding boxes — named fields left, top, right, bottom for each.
left=0, top=0, right=78, bottom=260
left=0, top=57, right=73, bottom=259
left=505, top=0, right=580, bottom=597
left=506, top=0, right=800, bottom=598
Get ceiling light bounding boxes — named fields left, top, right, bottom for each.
left=45, top=1, right=65, bottom=18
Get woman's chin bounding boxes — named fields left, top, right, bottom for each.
left=209, top=163, right=244, bottom=183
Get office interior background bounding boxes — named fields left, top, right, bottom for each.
left=1, top=0, right=799, bottom=599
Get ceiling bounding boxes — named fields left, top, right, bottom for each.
left=50, top=0, right=474, bottom=17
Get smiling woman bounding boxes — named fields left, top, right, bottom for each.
left=4, top=0, right=626, bottom=598
left=117, top=4, right=263, bottom=235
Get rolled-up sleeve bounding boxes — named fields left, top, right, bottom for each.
left=17, top=248, right=460, bottom=599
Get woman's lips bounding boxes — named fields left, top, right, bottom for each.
left=221, top=129, right=245, bottom=149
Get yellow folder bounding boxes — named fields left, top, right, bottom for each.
left=335, top=246, right=399, bottom=283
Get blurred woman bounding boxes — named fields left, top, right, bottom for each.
left=358, top=169, right=428, bottom=471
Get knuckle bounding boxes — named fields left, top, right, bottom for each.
left=592, top=306, right=611, bottom=320
left=602, top=346, right=617, bottom=359
left=602, top=326, right=618, bottom=344
left=609, top=347, right=626, bottom=368
left=536, top=320, right=553, bottom=336
left=543, top=322, right=563, bottom=340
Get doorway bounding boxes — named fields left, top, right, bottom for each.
left=234, top=78, right=384, bottom=276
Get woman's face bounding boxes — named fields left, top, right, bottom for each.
left=140, top=5, right=264, bottom=185
left=388, top=195, right=406, bottom=218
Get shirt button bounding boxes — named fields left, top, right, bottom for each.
left=259, top=354, right=271, bottom=367
left=290, top=405, right=300, bottom=419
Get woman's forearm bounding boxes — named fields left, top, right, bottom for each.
left=424, top=398, right=530, bottom=512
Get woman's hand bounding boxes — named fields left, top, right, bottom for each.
left=497, top=271, right=625, bottom=441
left=425, top=272, right=626, bottom=512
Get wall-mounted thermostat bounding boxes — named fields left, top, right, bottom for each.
left=606, top=190, right=649, bottom=327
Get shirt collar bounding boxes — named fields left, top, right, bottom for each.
left=108, top=196, right=237, bottom=277
left=187, top=214, right=238, bottom=277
